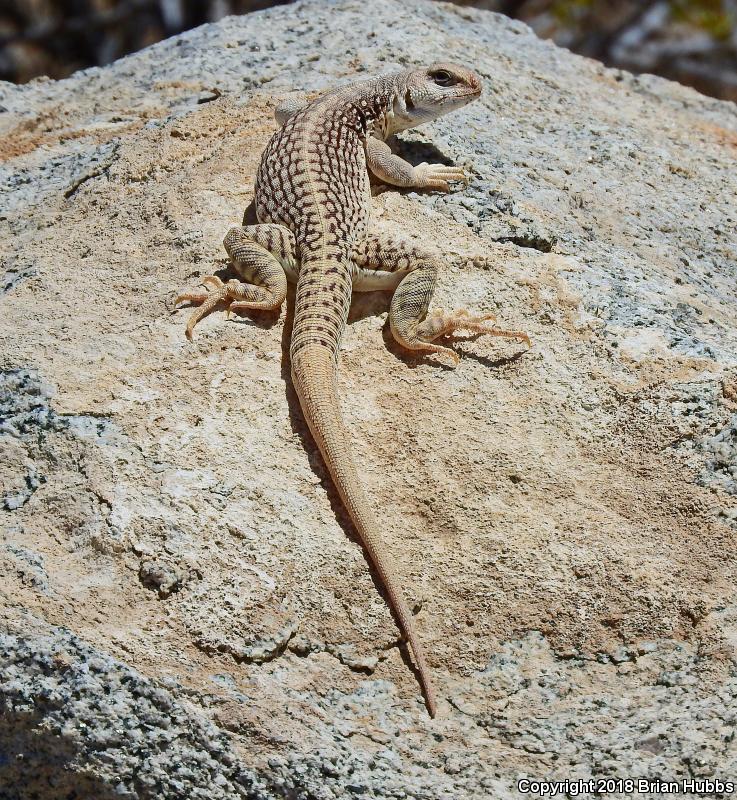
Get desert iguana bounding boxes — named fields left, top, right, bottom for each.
left=176, top=63, right=529, bottom=717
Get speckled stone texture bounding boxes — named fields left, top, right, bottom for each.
left=1, top=0, right=736, bottom=797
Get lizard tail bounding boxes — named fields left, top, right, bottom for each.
left=291, top=342, right=438, bottom=718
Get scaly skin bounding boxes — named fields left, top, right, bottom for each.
left=176, top=64, right=530, bottom=717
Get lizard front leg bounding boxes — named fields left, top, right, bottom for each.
left=365, top=136, right=466, bottom=192
left=353, top=233, right=530, bottom=364
left=175, top=224, right=294, bottom=340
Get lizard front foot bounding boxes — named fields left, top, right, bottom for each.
left=413, top=163, right=468, bottom=192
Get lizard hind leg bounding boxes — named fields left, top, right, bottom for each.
left=353, top=233, right=530, bottom=364
left=392, top=268, right=531, bottom=365
left=175, top=224, right=294, bottom=341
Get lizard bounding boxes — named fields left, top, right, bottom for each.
left=175, top=63, right=530, bottom=717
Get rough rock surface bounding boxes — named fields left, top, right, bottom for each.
left=1, top=0, right=736, bottom=797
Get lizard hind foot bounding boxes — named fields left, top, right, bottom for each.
left=419, top=309, right=532, bottom=348
left=174, top=275, right=231, bottom=341
left=175, top=274, right=285, bottom=341
left=175, top=275, right=251, bottom=341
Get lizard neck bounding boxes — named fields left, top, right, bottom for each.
left=369, top=83, right=416, bottom=139
left=329, top=77, right=405, bottom=141
left=317, top=75, right=436, bottom=141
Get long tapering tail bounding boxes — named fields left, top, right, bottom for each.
left=291, top=342, right=437, bottom=717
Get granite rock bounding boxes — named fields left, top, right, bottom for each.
left=1, top=0, right=736, bottom=796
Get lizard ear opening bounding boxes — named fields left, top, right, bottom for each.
left=404, top=88, right=415, bottom=110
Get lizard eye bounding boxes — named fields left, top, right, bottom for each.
left=430, top=69, right=454, bottom=87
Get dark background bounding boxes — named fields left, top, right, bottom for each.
left=1, top=0, right=736, bottom=100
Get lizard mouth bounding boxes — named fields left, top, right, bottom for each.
left=456, top=88, right=482, bottom=103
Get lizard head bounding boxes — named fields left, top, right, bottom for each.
left=390, top=62, right=482, bottom=133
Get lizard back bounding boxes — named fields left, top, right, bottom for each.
left=255, top=83, right=395, bottom=360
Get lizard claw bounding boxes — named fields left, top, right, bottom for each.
left=437, top=346, right=461, bottom=366
left=174, top=275, right=226, bottom=308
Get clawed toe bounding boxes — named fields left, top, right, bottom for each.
left=429, top=165, right=466, bottom=179
left=227, top=300, right=263, bottom=318
left=202, top=275, right=225, bottom=291
left=173, top=291, right=208, bottom=307
left=461, top=321, right=531, bottom=347
left=433, top=345, right=461, bottom=366
left=448, top=310, right=530, bottom=346
left=414, top=343, right=461, bottom=366
left=174, top=275, right=225, bottom=307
